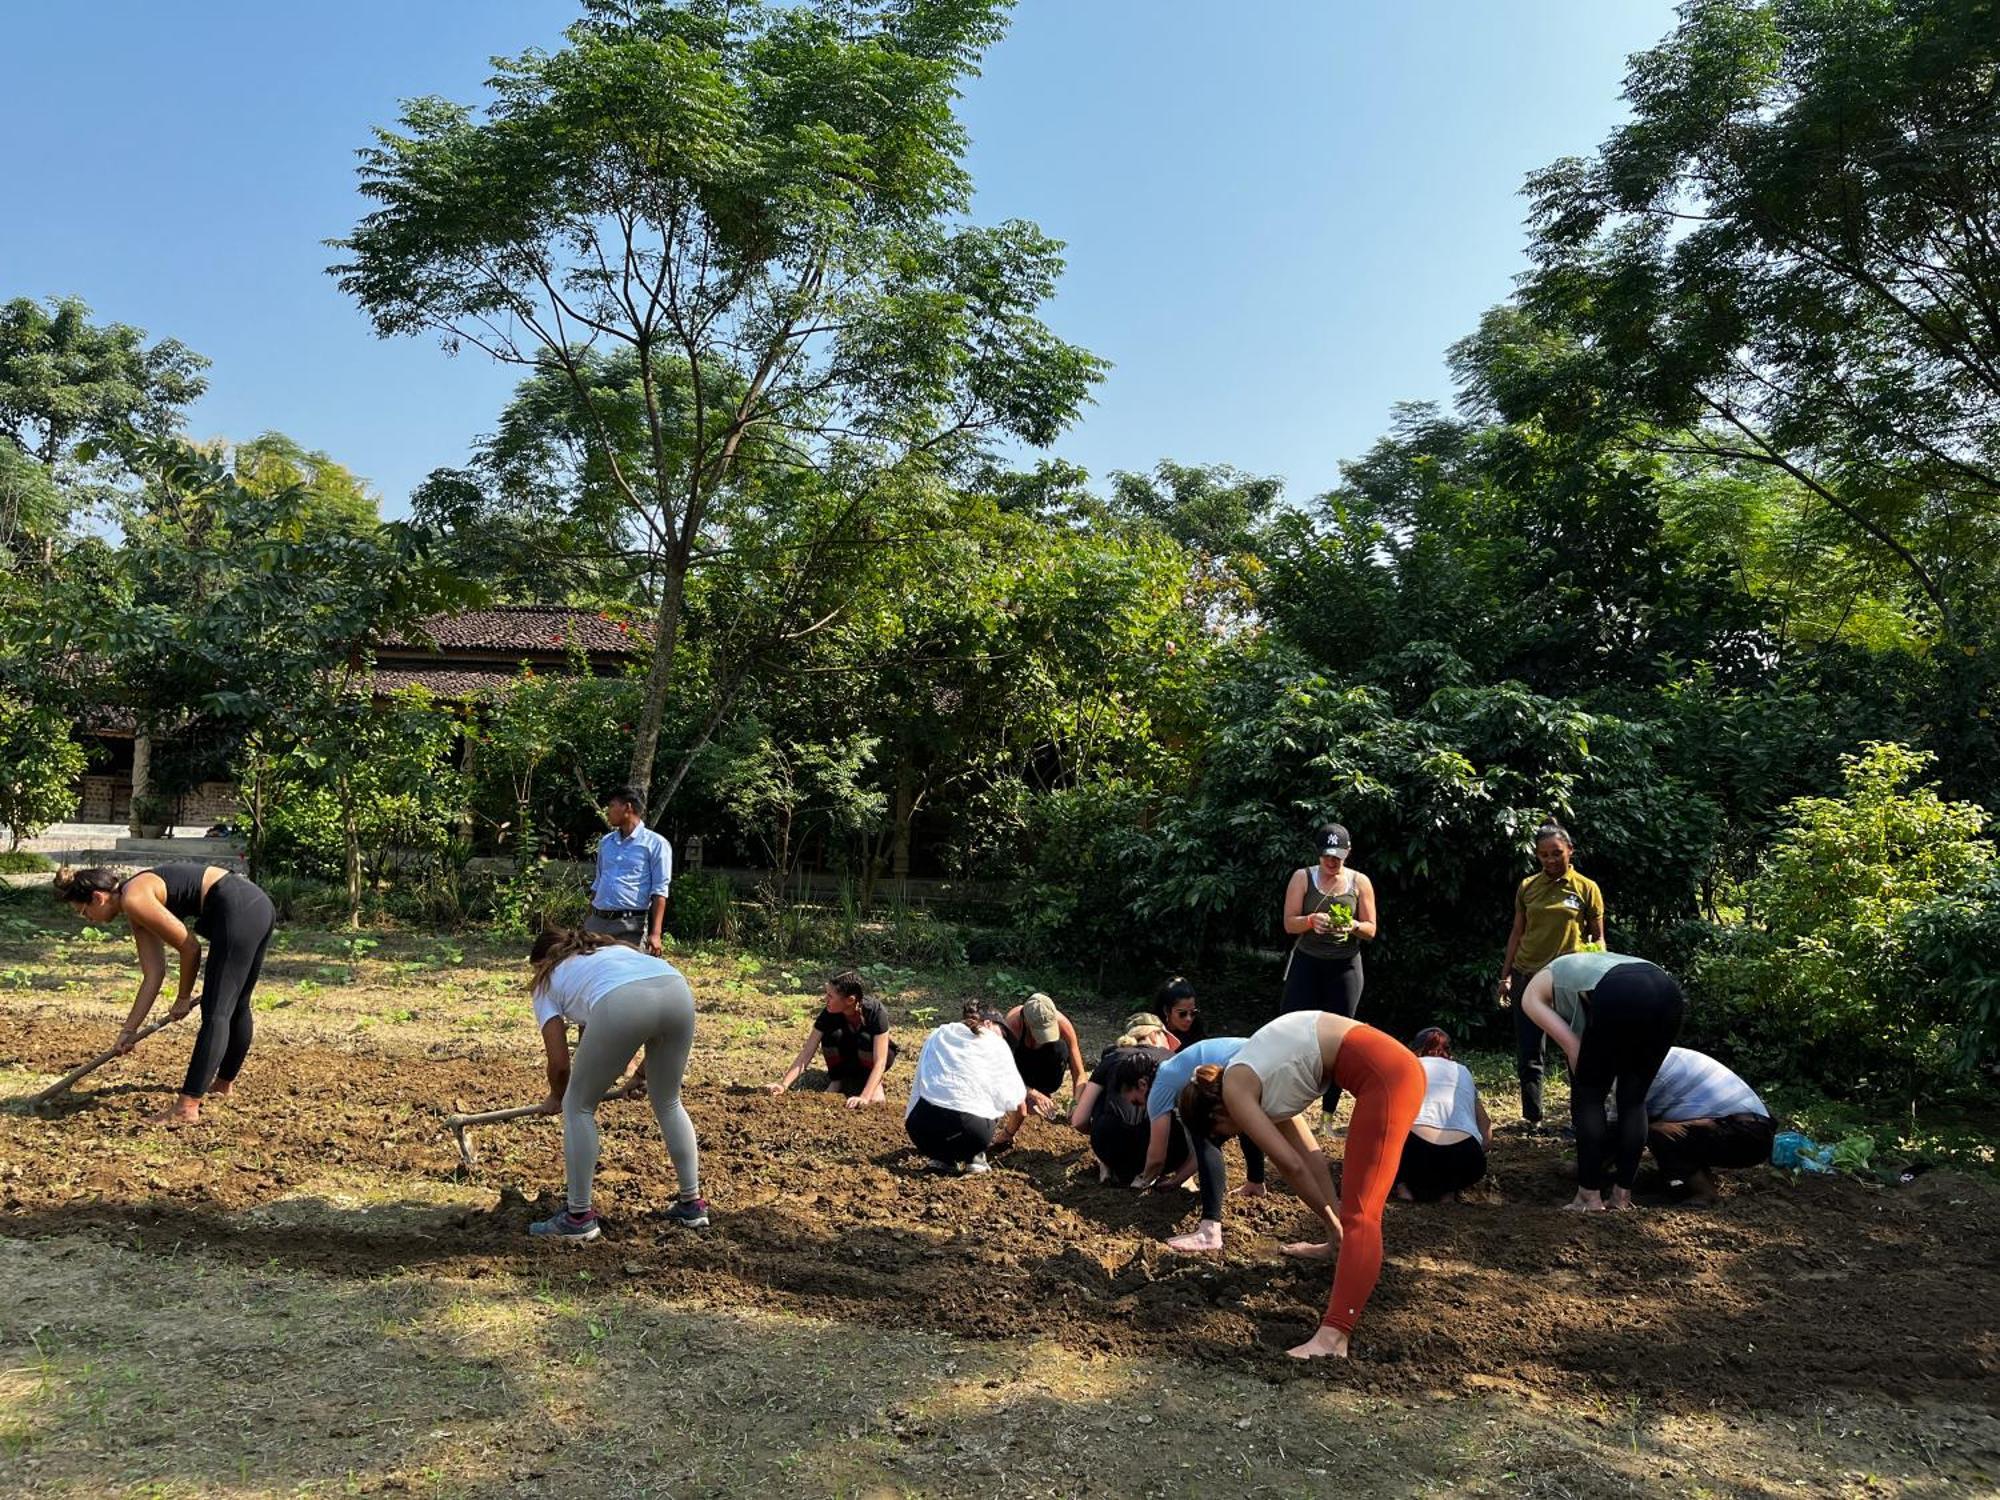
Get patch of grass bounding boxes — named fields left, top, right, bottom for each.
left=0, top=849, right=53, bottom=874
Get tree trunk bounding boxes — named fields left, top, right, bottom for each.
left=625, top=558, right=688, bottom=807
left=339, top=772, right=362, bottom=928
left=129, top=733, right=152, bottom=838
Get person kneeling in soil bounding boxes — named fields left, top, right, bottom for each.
left=1156, top=977, right=1206, bottom=1051
left=1000, top=991, right=1088, bottom=1116
left=1177, top=1010, right=1424, bottom=1360
left=527, top=928, right=707, bottom=1240
left=1518, top=950, right=1688, bottom=1213
left=1634, top=1047, right=1774, bottom=1205
left=905, top=1001, right=1031, bottom=1174
left=1139, top=1036, right=1267, bottom=1253
left=56, top=863, right=277, bottom=1127
left=768, top=970, right=897, bottom=1108
left=1394, top=1027, right=1491, bottom=1202
left=1070, top=1022, right=1190, bottom=1185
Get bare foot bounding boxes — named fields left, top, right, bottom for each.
left=1165, top=1220, right=1223, bottom=1254
left=1606, top=1188, right=1636, bottom=1211
left=1230, top=1181, right=1268, bottom=1199
left=146, top=1099, right=201, bottom=1127
left=209, top=1080, right=235, bottom=1099
left=1561, top=1190, right=1606, bottom=1213
left=1281, top=1238, right=1338, bottom=1260
left=1391, top=1182, right=1414, bottom=1202
left=1097, top=1162, right=1112, bottom=1184
left=1286, top=1325, right=1350, bottom=1360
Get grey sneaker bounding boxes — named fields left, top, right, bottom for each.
left=924, top=1157, right=955, bottom=1173
left=529, top=1209, right=601, bottom=1241
left=662, top=1196, right=710, bottom=1229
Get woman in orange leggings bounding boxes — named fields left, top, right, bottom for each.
left=1177, top=1009, right=1424, bottom=1359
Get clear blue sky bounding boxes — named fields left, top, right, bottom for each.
left=4, top=1, right=1674, bottom=515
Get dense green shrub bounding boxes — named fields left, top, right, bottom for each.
left=1689, top=744, right=1996, bottom=1100
left=664, top=870, right=737, bottom=944
left=0, top=849, right=54, bottom=874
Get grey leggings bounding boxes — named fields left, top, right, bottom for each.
left=565, top=976, right=699, bottom=1213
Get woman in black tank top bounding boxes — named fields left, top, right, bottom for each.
left=53, top=863, right=277, bottom=1125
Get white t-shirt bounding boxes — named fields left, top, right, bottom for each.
left=1230, top=1010, right=1328, bottom=1122
left=1645, top=1047, right=1767, bottom=1123
left=533, top=946, right=680, bottom=1028
left=906, top=1023, right=1027, bottom=1122
left=1412, top=1057, right=1482, bottom=1138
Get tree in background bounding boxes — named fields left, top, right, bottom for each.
left=0, top=695, right=86, bottom=848
left=334, top=0, right=1105, bottom=806
left=0, top=296, right=207, bottom=556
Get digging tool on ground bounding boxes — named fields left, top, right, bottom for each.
left=18, top=1014, right=184, bottom=1111
left=443, top=1077, right=644, bottom=1167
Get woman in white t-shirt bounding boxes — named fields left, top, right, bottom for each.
left=1393, top=1028, right=1492, bottom=1202
left=524, top=928, right=706, bottom=1241
left=905, top=1001, right=1031, bottom=1174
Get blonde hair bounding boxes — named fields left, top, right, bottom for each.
left=1115, top=1026, right=1170, bottom=1049
left=528, top=927, right=620, bottom=995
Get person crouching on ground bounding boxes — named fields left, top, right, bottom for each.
left=1394, top=1027, right=1491, bottom=1202
left=905, top=1001, right=1031, bottom=1174
left=1070, top=1022, right=1189, bottom=1185
left=768, top=970, right=896, bottom=1107
left=1156, top=977, right=1206, bottom=1051
left=585, top=786, right=671, bottom=954
left=1176, top=1010, right=1424, bottom=1360
left=1636, top=1046, right=1775, bottom=1205
left=1000, top=991, right=1088, bottom=1117
left=525, top=927, right=707, bottom=1240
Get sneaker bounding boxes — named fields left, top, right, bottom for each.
left=530, top=1209, right=601, bottom=1242
left=964, top=1154, right=991, bottom=1175
left=662, top=1196, right=710, bottom=1229
left=925, top=1157, right=955, bottom=1173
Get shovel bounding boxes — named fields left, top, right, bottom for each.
left=18, top=1014, right=185, bottom=1111
left=443, top=1076, right=645, bottom=1167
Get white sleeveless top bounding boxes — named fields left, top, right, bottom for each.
left=1412, top=1057, right=1481, bottom=1138
left=1230, top=1010, right=1329, bottom=1122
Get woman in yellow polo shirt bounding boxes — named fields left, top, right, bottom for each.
left=1496, top=824, right=1604, bottom=1126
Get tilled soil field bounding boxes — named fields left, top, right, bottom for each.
left=4, top=1011, right=1994, bottom=1413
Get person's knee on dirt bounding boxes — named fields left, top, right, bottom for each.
left=525, top=927, right=706, bottom=1240
left=1519, top=952, right=1687, bottom=1212
left=1138, top=1036, right=1258, bottom=1252
left=55, top=863, right=277, bottom=1128
left=768, top=970, right=897, bottom=1108
left=1074, top=1035, right=1187, bottom=1184
left=1179, top=1010, right=1424, bottom=1360
left=1155, top=977, right=1205, bottom=1052
left=1496, top=823, right=1606, bottom=1126
left=905, top=1001, right=1030, bottom=1172
left=1636, top=1047, right=1774, bottom=1205
left=1001, top=992, right=1088, bottom=1117
left=1394, top=1027, right=1492, bottom=1203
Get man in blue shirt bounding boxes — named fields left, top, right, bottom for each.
left=586, top=787, right=672, bottom=954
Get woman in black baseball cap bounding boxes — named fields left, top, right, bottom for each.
left=1279, top=824, right=1378, bottom=1116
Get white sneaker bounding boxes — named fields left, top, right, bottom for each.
left=964, top=1154, right=991, bottom=1174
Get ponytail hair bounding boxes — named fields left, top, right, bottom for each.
left=1176, top=1063, right=1232, bottom=1141
left=528, top=926, right=619, bottom=995
left=1412, top=1026, right=1453, bottom=1059
left=959, top=999, right=996, bottom=1035
left=53, top=866, right=121, bottom=906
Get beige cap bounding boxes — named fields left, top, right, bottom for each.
left=1022, top=992, right=1062, bottom=1044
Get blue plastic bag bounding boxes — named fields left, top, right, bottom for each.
left=1772, top=1130, right=1834, bottom=1173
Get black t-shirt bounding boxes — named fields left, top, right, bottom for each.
left=1006, top=1021, right=1069, bottom=1095
left=1089, top=1045, right=1170, bottom=1130
left=814, top=998, right=894, bottom=1080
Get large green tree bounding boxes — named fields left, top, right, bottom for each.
left=333, top=0, right=1105, bottom=806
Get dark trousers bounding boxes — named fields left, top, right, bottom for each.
left=1193, top=1128, right=1266, bottom=1221
left=1505, top=967, right=1556, bottom=1123
left=906, top=1097, right=997, bottom=1166
left=1396, top=1135, right=1487, bottom=1201
left=1282, top=948, right=1364, bottom=1112
left=181, top=877, right=277, bottom=1099
left=1649, top=1113, right=1775, bottom=1182
left=1093, top=1114, right=1189, bottom=1184
left=1572, top=964, right=1687, bottom=1191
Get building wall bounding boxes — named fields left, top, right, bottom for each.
left=74, top=775, right=237, bottom=828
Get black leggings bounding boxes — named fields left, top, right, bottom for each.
left=1572, top=963, right=1686, bottom=1191
left=180, top=875, right=277, bottom=1099
left=906, top=1097, right=997, bottom=1166
left=1194, top=1127, right=1266, bottom=1221
left=1396, top=1135, right=1487, bottom=1201
left=1649, top=1113, right=1776, bottom=1182
left=1282, top=949, right=1363, bottom=1111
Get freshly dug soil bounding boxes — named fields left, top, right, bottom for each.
left=3, top=1015, right=1994, bottom=1409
